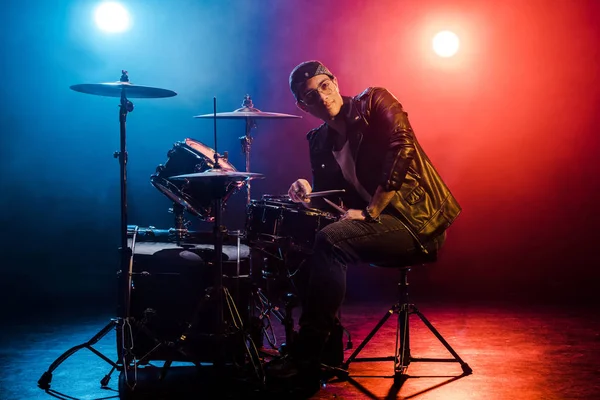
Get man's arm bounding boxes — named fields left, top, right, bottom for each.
left=365, top=88, right=416, bottom=218
left=365, top=186, right=396, bottom=218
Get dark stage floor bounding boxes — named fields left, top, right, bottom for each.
left=1, top=300, right=599, bottom=399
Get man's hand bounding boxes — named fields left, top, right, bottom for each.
left=288, top=179, right=312, bottom=204
left=340, top=209, right=366, bottom=221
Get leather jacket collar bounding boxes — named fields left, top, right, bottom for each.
left=313, top=96, right=365, bottom=158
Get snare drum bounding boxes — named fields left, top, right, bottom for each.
left=150, top=138, right=244, bottom=220
left=120, top=225, right=251, bottom=363
left=245, top=196, right=338, bottom=252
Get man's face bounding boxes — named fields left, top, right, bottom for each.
left=297, top=75, right=343, bottom=120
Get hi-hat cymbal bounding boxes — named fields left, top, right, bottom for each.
left=169, top=170, right=265, bottom=181
left=70, top=82, right=177, bottom=98
left=193, top=106, right=301, bottom=119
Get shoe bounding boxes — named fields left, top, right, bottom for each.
left=321, top=319, right=344, bottom=368
left=264, top=355, right=321, bottom=398
left=264, top=326, right=330, bottom=396
left=264, top=354, right=302, bottom=380
left=319, top=362, right=349, bottom=382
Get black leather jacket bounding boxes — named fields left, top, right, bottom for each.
left=307, top=87, right=461, bottom=251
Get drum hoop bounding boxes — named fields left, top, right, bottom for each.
left=126, top=225, right=140, bottom=269
left=126, top=226, right=250, bottom=268
left=150, top=177, right=206, bottom=217
left=250, top=199, right=336, bottom=219
left=183, top=138, right=237, bottom=172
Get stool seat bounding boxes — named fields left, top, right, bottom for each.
left=370, top=250, right=438, bottom=269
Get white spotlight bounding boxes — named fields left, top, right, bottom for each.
left=94, top=2, right=131, bottom=33
left=432, top=30, right=460, bottom=58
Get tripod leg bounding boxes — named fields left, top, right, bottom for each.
left=160, top=360, right=173, bottom=381
left=411, top=305, right=473, bottom=375
left=255, top=288, right=286, bottom=349
left=100, top=365, right=117, bottom=387
left=223, top=287, right=265, bottom=385
left=38, top=319, right=119, bottom=390
left=342, top=304, right=398, bottom=370
left=156, top=288, right=213, bottom=380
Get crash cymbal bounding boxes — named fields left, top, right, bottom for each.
left=193, top=106, right=301, bottom=119
left=70, top=82, right=177, bottom=98
left=169, top=169, right=265, bottom=181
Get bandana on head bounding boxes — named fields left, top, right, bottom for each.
left=289, top=60, right=334, bottom=101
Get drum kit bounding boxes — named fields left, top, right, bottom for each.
left=38, top=71, right=344, bottom=394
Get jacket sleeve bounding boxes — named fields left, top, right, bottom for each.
left=368, top=87, right=416, bottom=191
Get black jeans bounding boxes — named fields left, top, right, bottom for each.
left=295, top=213, right=445, bottom=344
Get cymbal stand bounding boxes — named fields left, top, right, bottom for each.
left=112, top=71, right=140, bottom=388
left=212, top=96, right=226, bottom=334
left=158, top=98, right=264, bottom=384
left=236, top=95, right=291, bottom=354
left=239, top=95, right=257, bottom=206
left=37, top=70, right=135, bottom=392
left=117, top=70, right=135, bottom=323
left=212, top=97, right=263, bottom=380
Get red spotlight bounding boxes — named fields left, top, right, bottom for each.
left=433, top=30, right=460, bottom=57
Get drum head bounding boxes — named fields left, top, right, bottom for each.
left=150, top=138, right=245, bottom=220
left=184, top=138, right=237, bottom=172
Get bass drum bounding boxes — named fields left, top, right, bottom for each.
left=150, top=138, right=244, bottom=221
left=118, top=226, right=252, bottom=364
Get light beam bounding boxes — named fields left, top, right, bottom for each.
left=94, top=2, right=131, bottom=33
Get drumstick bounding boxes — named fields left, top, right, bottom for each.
left=323, top=198, right=346, bottom=215
left=307, top=189, right=346, bottom=198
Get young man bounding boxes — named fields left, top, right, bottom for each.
left=266, top=60, right=461, bottom=394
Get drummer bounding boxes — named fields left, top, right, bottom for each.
left=265, top=60, right=461, bottom=395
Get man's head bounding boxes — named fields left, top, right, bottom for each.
left=289, top=60, right=343, bottom=120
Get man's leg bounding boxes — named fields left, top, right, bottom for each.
left=298, top=214, right=416, bottom=335
left=294, top=214, right=419, bottom=367
left=265, top=214, right=424, bottom=392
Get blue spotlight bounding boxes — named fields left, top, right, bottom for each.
left=94, top=2, right=131, bottom=33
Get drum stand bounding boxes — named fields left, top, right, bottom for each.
left=171, top=203, right=189, bottom=244
left=234, top=96, right=289, bottom=353
left=156, top=100, right=264, bottom=385
left=249, top=245, right=305, bottom=352
left=38, top=71, right=136, bottom=391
